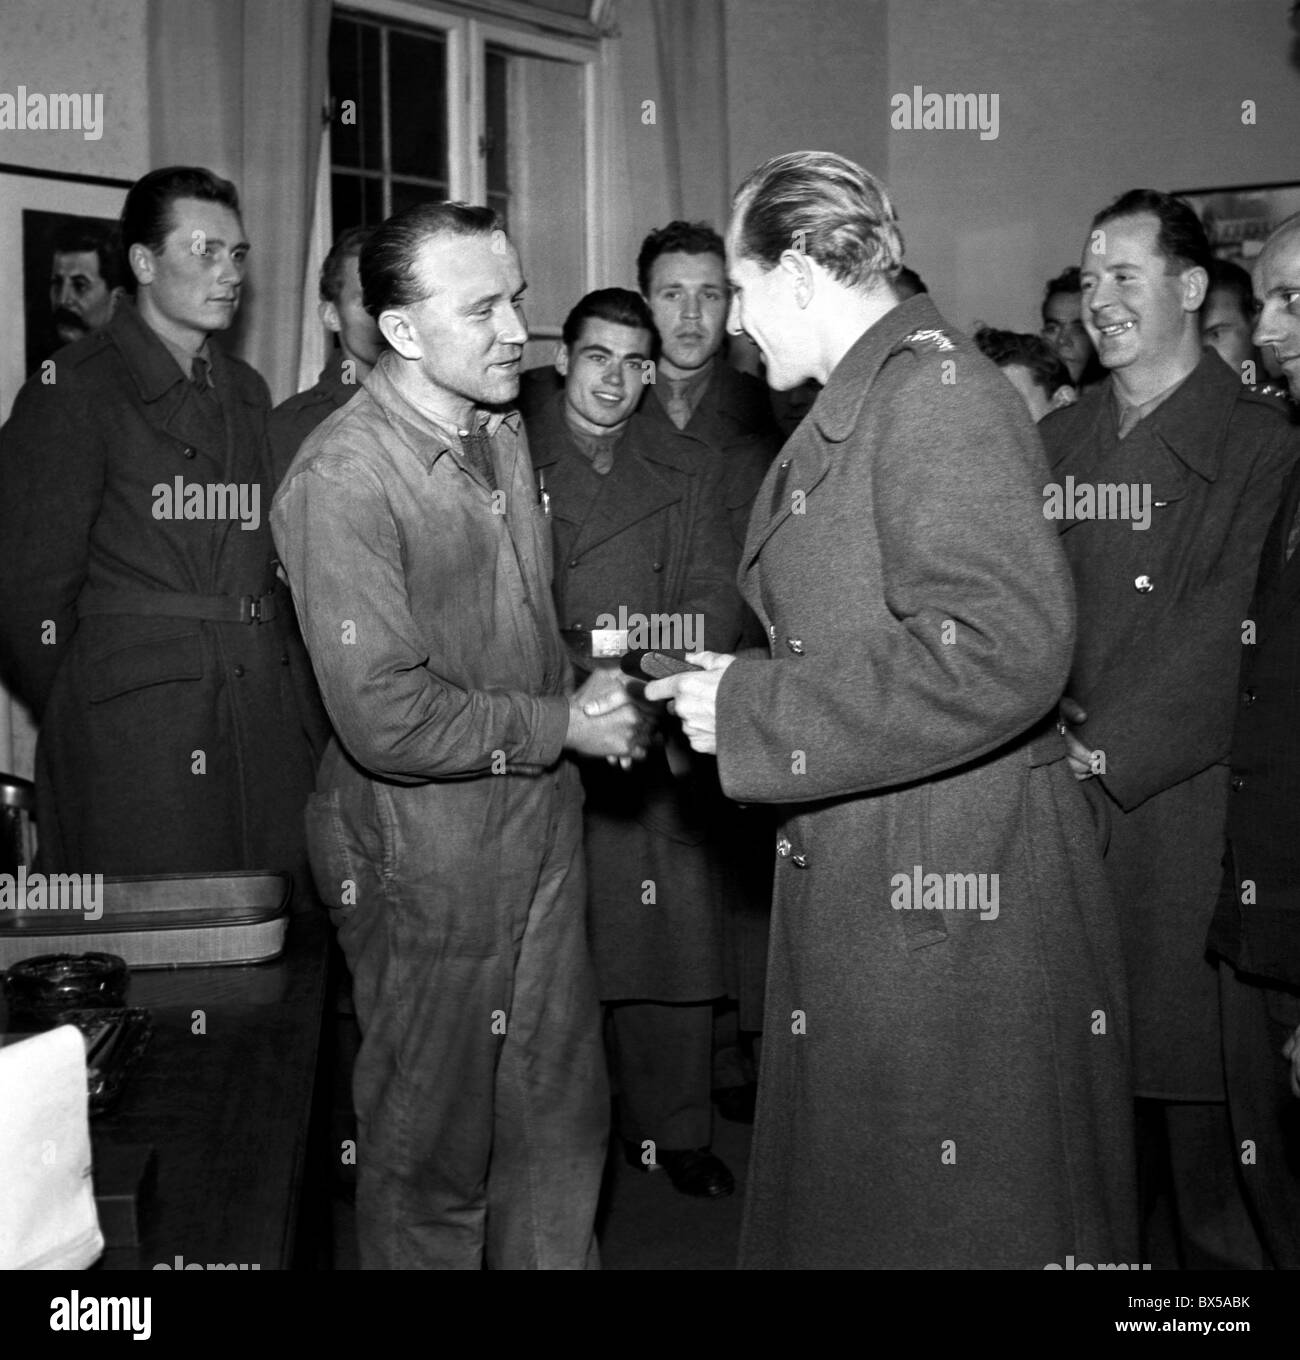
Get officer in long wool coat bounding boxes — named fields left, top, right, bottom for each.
left=648, top=152, right=1138, bottom=1269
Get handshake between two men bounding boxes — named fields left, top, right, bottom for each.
left=570, top=651, right=736, bottom=765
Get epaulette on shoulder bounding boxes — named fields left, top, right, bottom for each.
left=891, top=327, right=958, bottom=357
left=1236, top=382, right=1296, bottom=420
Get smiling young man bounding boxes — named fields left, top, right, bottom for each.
left=0, top=166, right=320, bottom=882
left=271, top=211, right=649, bottom=1269
left=528, top=288, right=745, bottom=1199
left=1038, top=188, right=1300, bottom=1268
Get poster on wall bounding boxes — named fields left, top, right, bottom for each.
left=0, top=165, right=130, bottom=425
left=1175, top=181, right=1300, bottom=264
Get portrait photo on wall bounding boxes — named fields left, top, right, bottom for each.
left=1176, top=180, right=1300, bottom=263
left=0, top=166, right=128, bottom=422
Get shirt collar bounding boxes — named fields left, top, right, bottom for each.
left=156, top=330, right=212, bottom=383
left=363, top=351, right=521, bottom=472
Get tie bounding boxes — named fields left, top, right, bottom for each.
left=191, top=353, right=213, bottom=392
left=459, top=429, right=497, bottom=491
left=665, top=379, right=692, bottom=431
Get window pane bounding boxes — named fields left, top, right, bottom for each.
left=389, top=31, right=448, bottom=181
left=331, top=173, right=363, bottom=235
left=485, top=49, right=509, bottom=198
left=330, top=15, right=382, bottom=171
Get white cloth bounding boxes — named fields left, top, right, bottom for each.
left=0, top=1025, right=103, bottom=1269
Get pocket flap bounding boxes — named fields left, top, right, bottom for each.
left=88, top=632, right=203, bottom=703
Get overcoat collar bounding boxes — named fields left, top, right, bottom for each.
left=1045, top=350, right=1235, bottom=485
left=812, top=293, right=941, bottom=443
left=108, top=299, right=255, bottom=410
left=739, top=295, right=935, bottom=570
left=529, top=393, right=688, bottom=555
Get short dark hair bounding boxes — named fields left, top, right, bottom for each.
left=319, top=226, right=375, bottom=303
left=121, top=166, right=240, bottom=293
left=1088, top=188, right=1213, bottom=277
left=1204, top=257, right=1254, bottom=322
left=360, top=202, right=502, bottom=317
left=1042, top=266, right=1083, bottom=315
left=894, top=265, right=927, bottom=298
left=561, top=288, right=657, bottom=352
left=731, top=150, right=904, bottom=291
left=974, top=326, right=1072, bottom=397
left=51, top=220, right=127, bottom=291
left=636, top=220, right=724, bottom=296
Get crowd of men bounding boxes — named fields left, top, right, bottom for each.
left=1, top=156, right=1298, bottom=1270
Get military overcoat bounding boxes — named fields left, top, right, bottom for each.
left=530, top=393, right=745, bottom=999
left=0, top=303, right=321, bottom=879
left=714, top=295, right=1137, bottom=1269
left=1038, top=354, right=1297, bottom=1098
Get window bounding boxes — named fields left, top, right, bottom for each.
left=328, top=1, right=608, bottom=367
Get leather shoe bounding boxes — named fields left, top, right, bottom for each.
left=713, top=1082, right=757, bottom=1124
left=656, top=1148, right=735, bottom=1198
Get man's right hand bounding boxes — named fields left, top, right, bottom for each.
left=564, top=668, right=649, bottom=763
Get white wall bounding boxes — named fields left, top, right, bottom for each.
left=725, top=0, right=889, bottom=196
left=885, top=0, right=1300, bottom=332
left=0, top=0, right=148, bottom=181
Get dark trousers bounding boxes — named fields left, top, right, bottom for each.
left=607, top=1001, right=714, bottom=1151
left=1219, top=961, right=1300, bottom=1270
left=332, top=785, right=608, bottom=1269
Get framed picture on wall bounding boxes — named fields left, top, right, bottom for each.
left=1176, top=181, right=1300, bottom=265
left=0, top=164, right=131, bottom=425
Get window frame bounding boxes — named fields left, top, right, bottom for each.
left=331, top=0, right=609, bottom=344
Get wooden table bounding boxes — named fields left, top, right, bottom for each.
left=2, top=909, right=333, bottom=1271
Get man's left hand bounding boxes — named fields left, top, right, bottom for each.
left=644, top=651, right=735, bottom=755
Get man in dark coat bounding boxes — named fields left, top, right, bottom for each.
left=0, top=166, right=321, bottom=883
left=267, top=226, right=383, bottom=487
left=1039, top=189, right=1298, bottom=1268
left=1205, top=211, right=1300, bottom=1270
left=638, top=222, right=783, bottom=1103
left=531, top=287, right=745, bottom=1196
left=646, top=151, right=1136, bottom=1269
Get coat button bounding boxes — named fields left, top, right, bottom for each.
left=779, top=458, right=792, bottom=470
left=652, top=561, right=664, bottom=572
left=281, top=652, right=291, bottom=666
left=1230, top=775, right=1245, bottom=792
left=182, top=446, right=197, bottom=459
left=233, top=665, right=246, bottom=678
left=1134, top=575, right=1154, bottom=593
left=791, top=852, right=809, bottom=869
left=569, top=558, right=579, bottom=568
left=786, top=638, right=805, bottom=655
left=1242, top=687, right=1256, bottom=705
left=776, top=835, right=792, bottom=857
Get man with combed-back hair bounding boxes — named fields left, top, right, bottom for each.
left=272, top=202, right=649, bottom=1269
left=642, top=150, right=1137, bottom=1268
